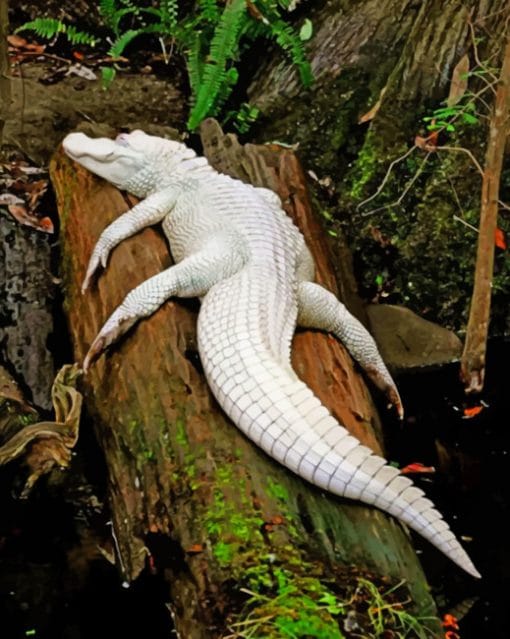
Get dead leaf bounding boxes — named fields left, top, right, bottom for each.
left=359, top=86, right=387, bottom=124
left=186, top=544, right=204, bottom=554
left=26, top=178, right=48, bottom=209
left=65, top=63, right=97, bottom=81
left=7, top=204, right=54, bottom=233
left=7, top=34, right=28, bottom=48
left=401, top=462, right=436, bottom=475
left=447, top=54, right=470, bottom=107
left=414, top=130, right=438, bottom=151
left=0, top=364, right=82, bottom=496
left=0, top=193, right=25, bottom=206
left=8, top=34, right=45, bottom=55
left=495, top=227, right=507, bottom=249
left=462, top=405, right=484, bottom=419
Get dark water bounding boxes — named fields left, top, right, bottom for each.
left=385, top=340, right=509, bottom=638
left=0, top=431, right=172, bottom=639
left=0, top=343, right=507, bottom=638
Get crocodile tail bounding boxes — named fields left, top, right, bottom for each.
left=197, top=271, right=480, bottom=579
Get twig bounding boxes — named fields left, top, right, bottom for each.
left=468, top=16, right=499, bottom=84
left=453, top=215, right=479, bottom=233
left=461, top=33, right=510, bottom=393
left=361, top=151, right=431, bottom=217
left=435, top=145, right=484, bottom=176
left=356, top=146, right=416, bottom=210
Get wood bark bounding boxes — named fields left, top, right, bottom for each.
left=51, top=126, right=439, bottom=638
left=247, top=0, right=510, bottom=335
left=461, top=35, right=510, bottom=393
left=0, top=207, right=55, bottom=410
left=0, top=0, right=10, bottom=146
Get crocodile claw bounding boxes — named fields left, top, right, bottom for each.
left=83, top=336, right=106, bottom=373
left=365, top=364, right=404, bottom=420
left=83, top=314, right=137, bottom=373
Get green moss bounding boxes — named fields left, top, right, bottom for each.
left=255, top=69, right=371, bottom=179
left=266, top=477, right=289, bottom=503
left=348, top=131, right=383, bottom=201
left=203, top=463, right=265, bottom=565
left=338, top=111, right=510, bottom=332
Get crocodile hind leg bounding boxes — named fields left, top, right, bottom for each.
left=297, top=281, right=403, bottom=418
left=83, top=237, right=245, bottom=371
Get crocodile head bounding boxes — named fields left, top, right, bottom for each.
left=62, top=130, right=198, bottom=197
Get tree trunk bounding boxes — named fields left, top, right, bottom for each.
left=0, top=0, right=10, bottom=146
left=461, top=34, right=510, bottom=393
left=248, top=0, right=510, bottom=335
left=51, top=126, right=439, bottom=637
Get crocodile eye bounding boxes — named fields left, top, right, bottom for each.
left=115, top=133, right=130, bottom=147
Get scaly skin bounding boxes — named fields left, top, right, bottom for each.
left=62, top=130, right=480, bottom=579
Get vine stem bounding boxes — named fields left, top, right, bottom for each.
left=460, top=31, right=510, bottom=393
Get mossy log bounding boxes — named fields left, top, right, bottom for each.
left=0, top=0, right=10, bottom=145
left=51, top=126, right=439, bottom=638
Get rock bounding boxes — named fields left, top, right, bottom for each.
left=366, top=304, right=462, bottom=371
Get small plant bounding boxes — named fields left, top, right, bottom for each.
left=226, top=568, right=436, bottom=639
left=17, top=0, right=313, bottom=131
left=355, top=578, right=437, bottom=638
left=16, top=17, right=98, bottom=46
left=423, top=101, right=479, bottom=132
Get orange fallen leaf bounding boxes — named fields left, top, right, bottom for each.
left=8, top=35, right=45, bottom=54
left=401, top=462, right=436, bottom=475
left=7, top=34, right=28, bottom=48
left=495, top=227, right=507, bottom=250
left=442, top=613, right=459, bottom=630
left=186, top=544, right=204, bottom=554
left=73, top=51, right=85, bottom=60
left=7, top=204, right=54, bottom=233
left=462, top=405, right=484, bottom=419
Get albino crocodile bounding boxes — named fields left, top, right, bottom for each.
left=62, top=129, right=480, bottom=579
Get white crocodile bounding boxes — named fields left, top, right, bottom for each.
left=62, top=129, right=480, bottom=579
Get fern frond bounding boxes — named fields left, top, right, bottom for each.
left=108, top=29, right=139, bottom=57
left=266, top=18, right=312, bottom=86
left=16, top=18, right=98, bottom=46
left=197, top=0, right=220, bottom=24
left=187, top=0, right=247, bottom=130
left=99, top=0, right=118, bottom=23
left=160, top=0, right=179, bottom=29
left=187, top=32, right=204, bottom=98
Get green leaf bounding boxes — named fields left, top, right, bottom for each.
left=462, top=112, right=478, bottom=125
left=101, top=66, right=116, bottom=88
left=299, top=19, right=313, bottom=41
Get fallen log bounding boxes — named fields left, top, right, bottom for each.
left=51, top=122, right=439, bottom=638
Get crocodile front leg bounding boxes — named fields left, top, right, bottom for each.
left=83, top=236, right=245, bottom=371
left=82, top=187, right=177, bottom=291
left=297, top=281, right=403, bottom=418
